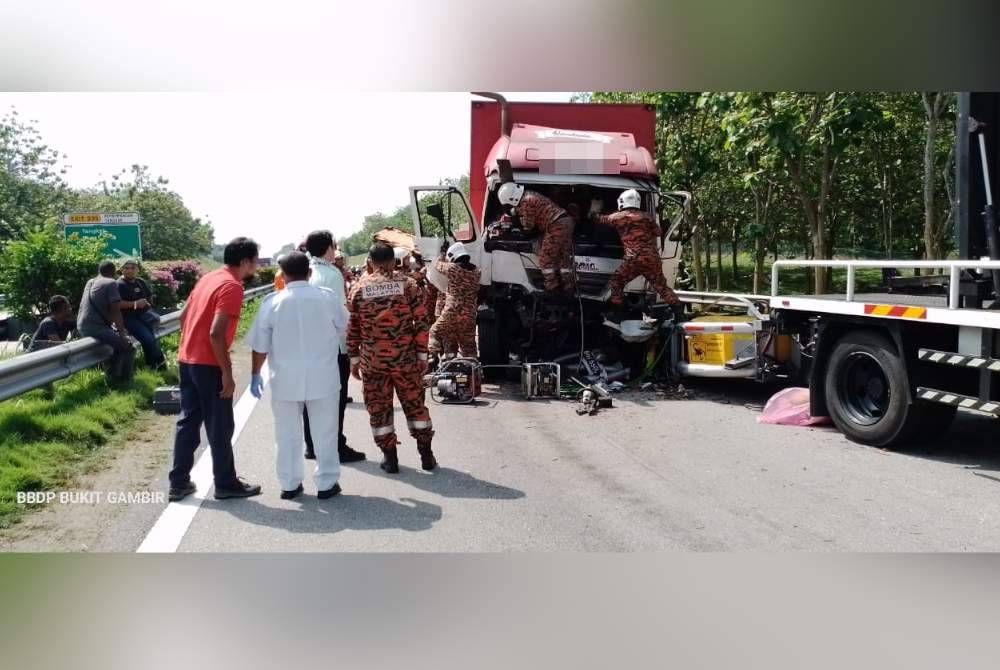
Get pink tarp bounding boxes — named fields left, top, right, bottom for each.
left=756, top=387, right=830, bottom=427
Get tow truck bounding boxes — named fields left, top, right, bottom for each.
left=409, top=92, right=1000, bottom=448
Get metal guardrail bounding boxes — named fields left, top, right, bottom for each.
left=771, top=258, right=1000, bottom=308
left=0, top=284, right=273, bottom=403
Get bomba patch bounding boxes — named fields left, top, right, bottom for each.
left=362, top=281, right=406, bottom=300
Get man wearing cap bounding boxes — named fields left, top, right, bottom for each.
left=117, top=258, right=167, bottom=370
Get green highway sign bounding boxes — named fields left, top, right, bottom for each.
left=64, top=223, right=143, bottom=260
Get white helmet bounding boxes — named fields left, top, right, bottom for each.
left=618, top=189, right=641, bottom=210
left=497, top=182, right=525, bottom=207
left=394, top=246, right=409, bottom=266
left=445, top=242, right=470, bottom=262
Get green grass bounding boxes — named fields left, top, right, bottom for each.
left=0, top=291, right=267, bottom=529
left=0, top=367, right=169, bottom=528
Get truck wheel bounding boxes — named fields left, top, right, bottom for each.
left=823, top=330, right=918, bottom=448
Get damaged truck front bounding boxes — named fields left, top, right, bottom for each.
left=409, top=93, right=689, bottom=376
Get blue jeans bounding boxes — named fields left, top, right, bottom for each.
left=124, top=314, right=165, bottom=367
left=169, top=363, right=240, bottom=489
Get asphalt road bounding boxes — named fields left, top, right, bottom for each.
left=113, top=374, right=1000, bottom=552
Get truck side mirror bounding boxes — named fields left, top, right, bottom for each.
left=427, top=203, right=445, bottom=222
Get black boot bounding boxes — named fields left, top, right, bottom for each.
left=417, top=442, right=438, bottom=471
left=380, top=448, right=400, bottom=474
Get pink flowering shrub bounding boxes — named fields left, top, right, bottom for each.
left=147, top=260, right=204, bottom=299
left=148, top=269, right=180, bottom=309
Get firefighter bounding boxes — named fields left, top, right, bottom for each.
left=498, top=182, right=576, bottom=294
left=347, top=242, right=437, bottom=473
left=591, top=188, right=680, bottom=312
left=428, top=242, right=481, bottom=362
left=408, top=251, right=442, bottom=328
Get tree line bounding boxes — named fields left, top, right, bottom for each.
left=1, top=108, right=214, bottom=261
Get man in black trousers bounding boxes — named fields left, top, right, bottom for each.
left=303, top=230, right=366, bottom=464
left=167, top=237, right=263, bottom=502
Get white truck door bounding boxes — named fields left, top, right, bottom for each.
left=408, top=186, right=480, bottom=292
left=658, top=190, right=692, bottom=287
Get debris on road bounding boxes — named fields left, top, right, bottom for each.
left=757, top=387, right=830, bottom=427
left=571, top=377, right=613, bottom=415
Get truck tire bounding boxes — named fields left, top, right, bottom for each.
left=823, top=330, right=921, bottom=448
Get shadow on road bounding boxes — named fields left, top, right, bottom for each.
left=893, top=412, right=1000, bottom=472
left=352, top=461, right=526, bottom=500
left=201, top=494, right=442, bottom=534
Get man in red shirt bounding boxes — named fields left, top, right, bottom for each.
left=168, top=237, right=263, bottom=502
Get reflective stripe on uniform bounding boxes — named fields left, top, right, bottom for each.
left=407, top=420, right=433, bottom=430
left=541, top=269, right=556, bottom=275
left=559, top=269, right=574, bottom=274
left=372, top=425, right=396, bottom=437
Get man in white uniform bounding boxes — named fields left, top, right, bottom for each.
left=248, top=251, right=349, bottom=499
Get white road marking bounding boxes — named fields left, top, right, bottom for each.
left=137, top=363, right=266, bottom=553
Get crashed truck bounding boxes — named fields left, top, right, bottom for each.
left=409, top=92, right=1000, bottom=449
left=409, top=93, right=690, bottom=384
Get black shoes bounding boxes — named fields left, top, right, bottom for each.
left=339, top=445, right=366, bottom=463
left=280, top=484, right=304, bottom=500
left=307, top=447, right=366, bottom=463
left=214, top=478, right=263, bottom=500
left=317, top=483, right=342, bottom=500
left=418, top=444, right=438, bottom=471
left=168, top=482, right=196, bottom=502
left=380, top=449, right=400, bottom=474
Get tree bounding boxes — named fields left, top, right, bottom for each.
left=0, top=108, right=72, bottom=242
left=0, top=227, right=106, bottom=321
left=921, top=92, right=955, bottom=263
left=725, top=93, right=878, bottom=293
left=73, top=165, right=214, bottom=260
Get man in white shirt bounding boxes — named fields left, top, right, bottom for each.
left=247, top=251, right=349, bottom=499
left=304, top=230, right=366, bottom=463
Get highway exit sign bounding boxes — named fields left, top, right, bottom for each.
left=63, top=212, right=140, bottom=225
left=64, top=222, right=143, bottom=260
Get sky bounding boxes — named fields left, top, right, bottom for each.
left=0, top=92, right=572, bottom=257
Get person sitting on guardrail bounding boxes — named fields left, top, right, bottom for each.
left=28, top=295, right=76, bottom=352
left=77, top=261, right=135, bottom=386
left=117, top=259, right=167, bottom=371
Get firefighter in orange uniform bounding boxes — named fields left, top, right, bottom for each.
left=347, top=242, right=436, bottom=473
left=498, top=182, right=576, bottom=294
left=591, top=188, right=680, bottom=310
left=429, top=242, right=481, bottom=361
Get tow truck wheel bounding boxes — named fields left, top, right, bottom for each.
left=824, top=330, right=919, bottom=448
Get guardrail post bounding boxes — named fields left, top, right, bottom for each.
left=949, top=265, right=961, bottom=309
left=846, top=265, right=856, bottom=302
left=771, top=263, right=780, bottom=297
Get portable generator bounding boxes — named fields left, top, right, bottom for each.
left=425, top=357, right=482, bottom=404
left=521, top=362, right=561, bottom=399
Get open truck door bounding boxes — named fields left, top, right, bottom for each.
left=657, top=190, right=692, bottom=287
left=408, top=186, right=480, bottom=292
